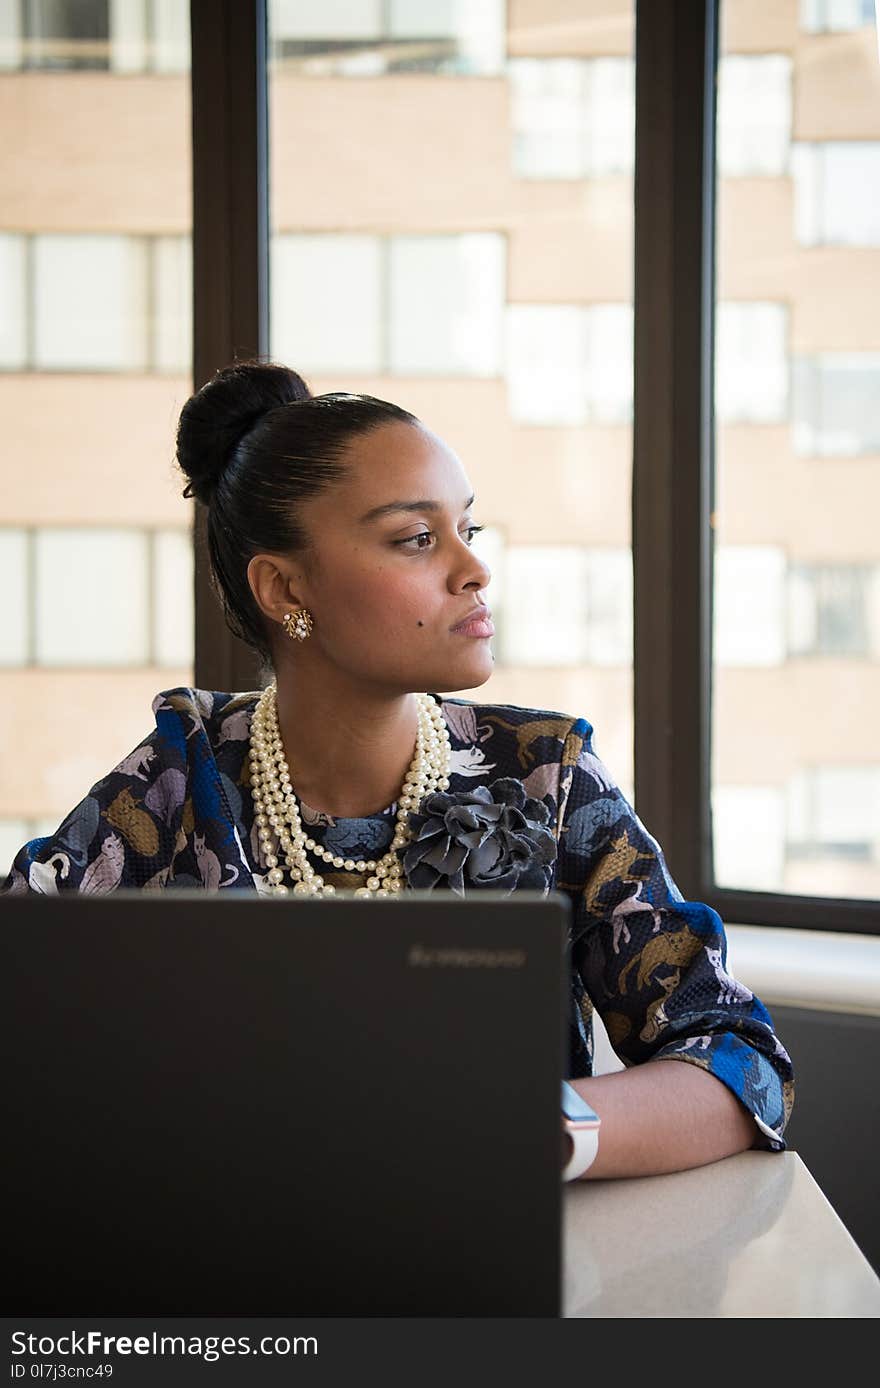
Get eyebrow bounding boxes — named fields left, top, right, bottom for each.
left=359, top=494, right=475, bottom=525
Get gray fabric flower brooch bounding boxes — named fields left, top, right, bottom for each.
left=402, top=778, right=557, bottom=895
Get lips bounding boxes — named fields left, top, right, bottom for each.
left=450, top=607, right=495, bottom=639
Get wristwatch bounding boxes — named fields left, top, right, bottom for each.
left=561, top=1080, right=601, bottom=1181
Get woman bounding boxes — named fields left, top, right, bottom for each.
left=3, top=359, right=794, bottom=1178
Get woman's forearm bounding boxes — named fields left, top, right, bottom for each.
left=568, top=1058, right=758, bottom=1180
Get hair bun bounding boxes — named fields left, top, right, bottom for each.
left=176, top=359, right=312, bottom=504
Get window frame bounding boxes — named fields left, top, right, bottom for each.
left=190, top=0, right=880, bottom=934
left=191, top=0, right=268, bottom=694
left=633, top=0, right=878, bottom=934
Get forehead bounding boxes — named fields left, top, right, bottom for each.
left=329, top=421, right=473, bottom=515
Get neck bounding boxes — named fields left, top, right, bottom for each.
left=271, top=668, right=426, bottom=819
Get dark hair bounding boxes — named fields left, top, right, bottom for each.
left=176, top=359, right=420, bottom=661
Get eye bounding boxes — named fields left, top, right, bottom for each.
left=394, top=523, right=485, bottom=552
left=395, top=530, right=436, bottom=550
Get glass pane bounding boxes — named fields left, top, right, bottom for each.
left=0, top=4, right=193, bottom=843
left=270, top=0, right=505, bottom=75
left=389, top=234, right=505, bottom=375
left=33, top=233, right=149, bottom=371
left=34, top=528, right=150, bottom=666
left=0, top=530, right=29, bottom=665
left=24, top=0, right=110, bottom=71
left=0, top=819, right=31, bottom=879
left=0, top=233, right=26, bottom=366
left=799, top=0, right=876, bottom=33
left=153, top=234, right=192, bottom=373
left=713, top=0, right=880, bottom=899
left=717, top=55, right=791, bottom=176
left=506, top=304, right=591, bottom=425
left=153, top=528, right=194, bottom=667
left=272, top=234, right=383, bottom=372
left=269, top=0, right=636, bottom=798
left=509, top=56, right=634, bottom=177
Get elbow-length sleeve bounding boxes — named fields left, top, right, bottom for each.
left=555, top=717, right=795, bottom=1152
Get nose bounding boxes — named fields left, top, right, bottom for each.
left=449, top=532, right=491, bottom=594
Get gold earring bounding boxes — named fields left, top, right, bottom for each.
left=282, top=609, right=313, bottom=642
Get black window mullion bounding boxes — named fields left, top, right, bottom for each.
left=632, top=0, right=716, bottom=899
left=190, top=0, right=268, bottom=693
left=634, top=1, right=878, bottom=934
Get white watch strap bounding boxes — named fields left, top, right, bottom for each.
left=562, top=1120, right=600, bottom=1181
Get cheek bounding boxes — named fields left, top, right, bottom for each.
left=325, top=565, right=432, bottom=635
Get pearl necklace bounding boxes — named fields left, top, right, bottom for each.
left=249, top=683, right=451, bottom=897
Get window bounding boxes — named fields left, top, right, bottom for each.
left=0, top=234, right=192, bottom=374
left=788, top=564, right=875, bottom=657
left=799, top=0, right=877, bottom=33
left=152, top=236, right=192, bottom=374
left=715, top=302, right=788, bottom=423
left=714, top=767, right=880, bottom=895
left=21, top=0, right=110, bottom=71
left=509, top=57, right=635, bottom=179
left=715, top=555, right=878, bottom=664
left=0, top=820, right=31, bottom=877
left=792, top=143, right=880, bottom=246
left=389, top=235, right=505, bottom=376
left=505, top=305, right=590, bottom=426
left=268, top=1, right=636, bottom=781
left=0, top=529, right=29, bottom=666
left=273, top=0, right=383, bottom=43
left=178, top=0, right=880, bottom=928
left=714, top=547, right=787, bottom=667
left=468, top=521, right=506, bottom=639
left=271, top=233, right=504, bottom=377
left=717, top=55, right=791, bottom=177
left=713, top=785, right=786, bottom=891
left=506, top=303, right=633, bottom=424
left=500, top=547, right=591, bottom=667
left=270, top=0, right=504, bottom=76
left=0, top=0, right=189, bottom=72
left=0, top=528, right=192, bottom=668
left=0, top=233, right=26, bottom=368
left=35, top=529, right=151, bottom=665
left=271, top=235, right=384, bottom=374
left=33, top=235, right=149, bottom=372
left=582, top=549, right=632, bottom=666
left=110, top=0, right=190, bottom=74
left=1, top=7, right=193, bottom=851
left=712, top=0, right=880, bottom=910
left=782, top=766, right=877, bottom=860
left=792, top=354, right=880, bottom=456
left=153, top=530, right=195, bottom=669
left=497, top=545, right=631, bottom=669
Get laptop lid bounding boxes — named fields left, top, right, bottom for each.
left=3, top=890, right=569, bottom=1317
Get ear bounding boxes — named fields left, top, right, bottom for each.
left=246, top=553, right=309, bottom=626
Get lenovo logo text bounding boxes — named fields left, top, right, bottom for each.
left=407, top=945, right=527, bottom=969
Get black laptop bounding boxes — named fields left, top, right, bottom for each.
left=2, top=890, right=570, bottom=1317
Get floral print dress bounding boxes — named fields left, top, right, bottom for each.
left=3, top=686, right=795, bottom=1148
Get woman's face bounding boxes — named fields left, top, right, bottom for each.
left=286, top=420, right=494, bottom=695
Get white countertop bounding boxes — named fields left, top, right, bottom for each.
left=563, top=1151, right=880, bottom=1317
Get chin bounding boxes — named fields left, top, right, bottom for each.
left=429, top=652, right=495, bottom=695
